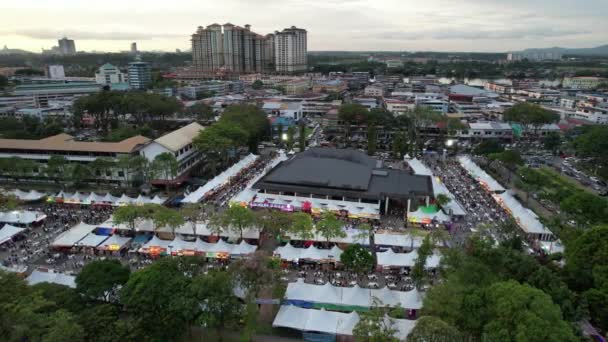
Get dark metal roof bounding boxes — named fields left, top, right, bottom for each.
left=253, top=148, right=433, bottom=200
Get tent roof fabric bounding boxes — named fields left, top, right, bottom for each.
left=76, top=233, right=109, bottom=248
left=273, top=305, right=417, bottom=337
left=97, top=235, right=132, bottom=250
left=458, top=156, right=505, bottom=192
left=0, top=224, right=26, bottom=245
left=26, top=270, right=76, bottom=288
left=182, top=154, right=259, bottom=203
left=406, top=158, right=466, bottom=216
left=0, top=210, right=45, bottom=224
left=285, top=279, right=425, bottom=309
left=53, top=192, right=165, bottom=206
left=376, top=248, right=442, bottom=268
left=51, top=222, right=97, bottom=247
left=11, top=189, right=46, bottom=201
left=140, top=236, right=258, bottom=255
left=374, top=232, right=424, bottom=248
left=275, top=244, right=342, bottom=262
left=493, top=191, right=553, bottom=236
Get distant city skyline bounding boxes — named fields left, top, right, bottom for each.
left=1, top=0, right=607, bottom=53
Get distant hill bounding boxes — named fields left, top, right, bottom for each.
left=518, top=45, right=608, bottom=57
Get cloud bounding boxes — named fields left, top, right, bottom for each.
left=1, top=29, right=183, bottom=40
left=431, top=27, right=591, bottom=40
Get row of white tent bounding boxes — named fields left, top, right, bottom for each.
left=406, top=158, right=467, bottom=216
left=286, top=279, right=424, bottom=309
left=376, top=248, right=442, bottom=269
left=0, top=224, right=26, bottom=245
left=53, top=191, right=166, bottom=206
left=457, top=156, right=505, bottom=192
left=273, top=305, right=416, bottom=339
left=10, top=189, right=47, bottom=202
left=274, top=244, right=343, bottom=262
left=182, top=153, right=259, bottom=203
left=101, top=218, right=262, bottom=240
left=141, top=236, right=258, bottom=255
left=493, top=191, right=554, bottom=237
left=232, top=190, right=382, bottom=219
left=0, top=211, right=46, bottom=225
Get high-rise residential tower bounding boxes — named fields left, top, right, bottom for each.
left=274, top=26, right=307, bottom=73
left=130, top=42, right=138, bottom=54
left=191, top=23, right=279, bottom=74
left=57, top=37, right=76, bottom=55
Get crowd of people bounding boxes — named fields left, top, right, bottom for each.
left=424, top=155, right=511, bottom=245
left=0, top=205, right=113, bottom=272
left=204, top=153, right=278, bottom=207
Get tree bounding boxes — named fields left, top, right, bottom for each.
left=90, top=157, right=116, bottom=184
left=367, top=124, right=378, bottom=156
left=489, top=149, right=523, bottom=171
left=473, top=140, right=504, bottom=155
left=289, top=212, right=314, bottom=240
left=543, top=131, right=562, bottom=154
left=516, top=167, right=546, bottom=205
left=152, top=152, right=179, bottom=183
left=503, top=103, right=559, bottom=136
left=435, top=194, right=451, bottom=207
left=565, top=225, right=608, bottom=292
left=67, top=163, right=92, bottom=185
left=353, top=299, right=399, bottom=342
left=316, top=210, right=346, bottom=243
left=113, top=204, right=146, bottom=233
left=392, top=130, right=408, bottom=160
left=299, top=121, right=307, bottom=152
left=190, top=271, right=242, bottom=341
left=46, top=155, right=68, bottom=182
left=76, top=260, right=131, bottom=301
left=152, top=206, right=185, bottom=235
left=573, top=126, right=608, bottom=175
left=119, top=259, right=198, bottom=341
left=218, top=205, right=256, bottom=240
left=340, top=244, right=375, bottom=275
left=230, top=251, right=279, bottom=298
left=339, top=103, right=368, bottom=142
left=251, top=80, right=264, bottom=90
left=406, top=106, right=443, bottom=154
left=407, top=316, right=462, bottom=342
left=219, top=104, right=269, bottom=153
left=0, top=193, right=18, bottom=211
left=286, top=126, right=296, bottom=151
left=73, top=90, right=124, bottom=135
left=560, top=192, right=607, bottom=226
left=482, top=281, right=576, bottom=341
left=255, top=209, right=293, bottom=239
left=181, top=102, right=215, bottom=122
left=411, top=235, right=433, bottom=290
left=44, top=309, right=85, bottom=342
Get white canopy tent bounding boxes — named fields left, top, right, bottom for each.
left=10, top=189, right=47, bottom=202
left=182, top=154, right=259, bottom=203
left=0, top=211, right=46, bottom=225
left=97, top=235, right=132, bottom=251
left=408, top=207, right=451, bottom=223
left=273, top=305, right=417, bottom=338
left=51, top=222, right=97, bottom=248
left=26, top=269, right=76, bottom=288
left=376, top=248, right=442, bottom=268
left=0, top=224, right=26, bottom=245
left=285, top=279, right=425, bottom=309
left=458, top=156, right=505, bottom=192
left=493, top=191, right=554, bottom=240
left=140, top=236, right=258, bottom=255
left=274, top=244, right=343, bottom=262
left=406, top=158, right=466, bottom=216
left=52, top=191, right=165, bottom=206
left=76, top=233, right=109, bottom=248
left=374, top=232, right=425, bottom=249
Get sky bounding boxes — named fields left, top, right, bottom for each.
left=1, top=0, right=607, bottom=53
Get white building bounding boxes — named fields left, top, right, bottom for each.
left=460, top=122, right=513, bottom=139
left=384, top=99, right=415, bottom=115
left=275, top=26, right=307, bottom=73
left=563, top=77, right=608, bottom=90
left=571, top=107, right=608, bottom=124
left=47, top=65, right=65, bottom=79
left=364, top=85, right=384, bottom=97
left=138, top=122, right=205, bottom=181
left=95, top=63, right=127, bottom=88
